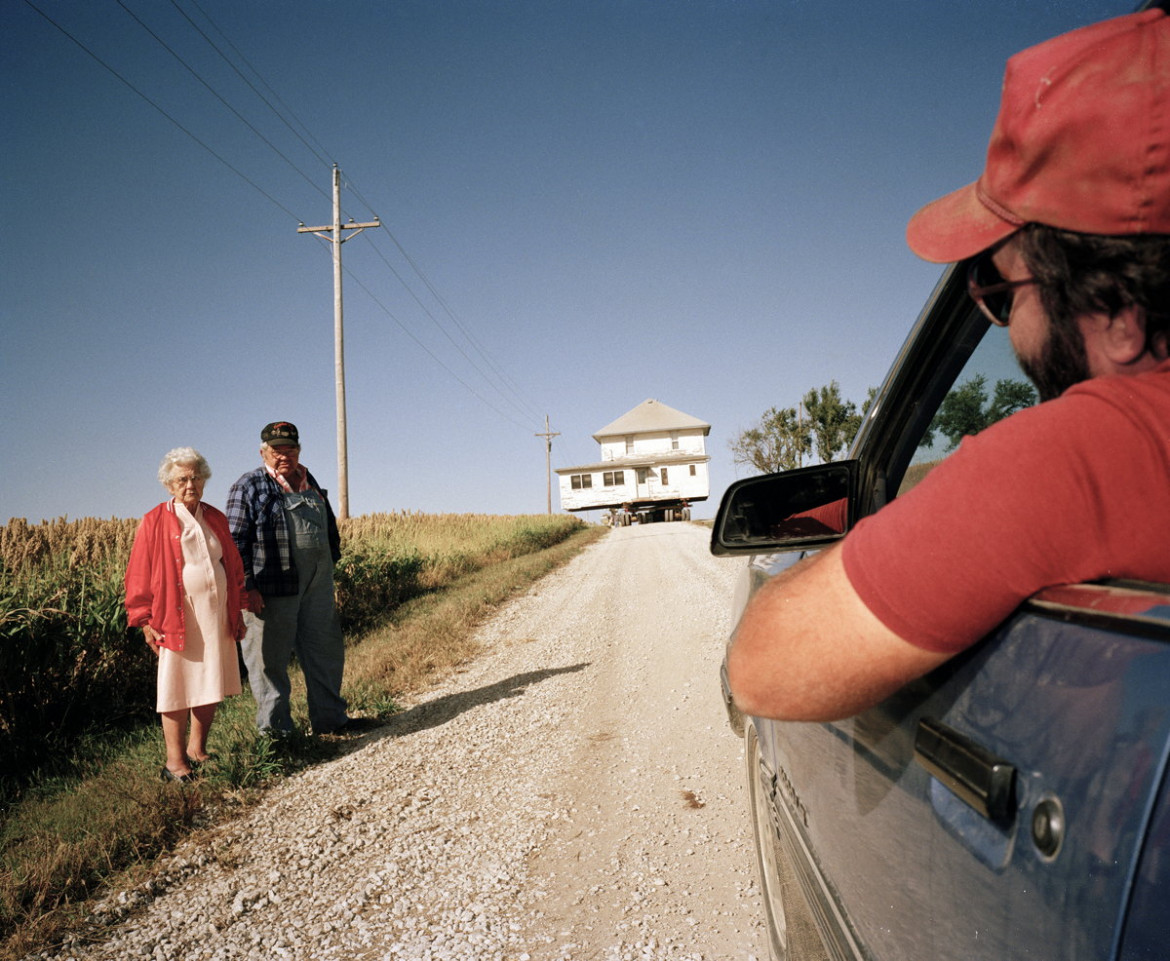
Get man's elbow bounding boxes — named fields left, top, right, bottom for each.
left=727, top=631, right=874, bottom=723
left=727, top=637, right=807, bottom=721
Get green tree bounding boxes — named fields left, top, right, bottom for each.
left=802, top=381, right=861, bottom=464
left=921, top=374, right=1037, bottom=451
left=729, top=405, right=811, bottom=473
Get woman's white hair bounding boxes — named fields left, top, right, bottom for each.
left=158, top=447, right=212, bottom=488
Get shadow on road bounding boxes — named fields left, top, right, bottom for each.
left=376, top=662, right=592, bottom=739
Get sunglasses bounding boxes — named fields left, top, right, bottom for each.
left=967, top=250, right=1037, bottom=326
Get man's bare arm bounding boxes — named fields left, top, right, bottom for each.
left=726, top=542, right=951, bottom=722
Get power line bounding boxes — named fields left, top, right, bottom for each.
left=24, top=0, right=556, bottom=440
left=172, top=0, right=335, bottom=170
left=113, top=0, right=330, bottom=204
left=345, top=176, right=546, bottom=427
left=358, top=231, right=544, bottom=430
left=340, top=260, right=542, bottom=434
left=129, top=0, right=549, bottom=432
left=21, top=0, right=303, bottom=222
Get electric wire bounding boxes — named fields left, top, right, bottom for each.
left=156, top=0, right=551, bottom=433
left=171, top=0, right=335, bottom=171
left=333, top=249, right=541, bottom=433
left=360, top=232, right=547, bottom=431
left=136, top=0, right=550, bottom=436
left=20, top=0, right=302, bottom=222
left=345, top=176, right=547, bottom=427
left=24, top=0, right=561, bottom=449
left=113, top=0, right=331, bottom=205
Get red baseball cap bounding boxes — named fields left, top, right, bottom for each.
left=907, top=9, right=1170, bottom=263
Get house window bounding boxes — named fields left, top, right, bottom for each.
left=689, top=465, right=697, bottom=476
left=603, top=471, right=625, bottom=487
left=625, top=435, right=634, bottom=454
left=661, top=467, right=669, bottom=484
left=636, top=468, right=649, bottom=484
left=570, top=474, right=593, bottom=490
left=671, top=431, right=680, bottom=450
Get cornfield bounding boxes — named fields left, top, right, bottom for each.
left=0, top=511, right=586, bottom=788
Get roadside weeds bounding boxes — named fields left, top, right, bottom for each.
left=0, top=525, right=607, bottom=961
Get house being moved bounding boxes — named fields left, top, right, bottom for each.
left=555, top=398, right=711, bottom=524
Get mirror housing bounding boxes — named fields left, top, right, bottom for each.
left=710, top=461, right=859, bottom=556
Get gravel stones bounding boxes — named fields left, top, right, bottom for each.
left=43, top=525, right=763, bottom=961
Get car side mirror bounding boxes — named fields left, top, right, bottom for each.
left=710, top=461, right=859, bottom=556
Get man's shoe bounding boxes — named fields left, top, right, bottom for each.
left=325, top=716, right=381, bottom=735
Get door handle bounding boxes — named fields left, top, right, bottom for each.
left=914, top=717, right=1016, bottom=821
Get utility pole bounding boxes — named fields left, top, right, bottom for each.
left=297, top=164, right=379, bottom=520
left=535, top=415, right=560, bottom=514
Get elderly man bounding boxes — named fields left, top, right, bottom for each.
left=729, top=9, right=1170, bottom=722
left=227, top=421, right=354, bottom=735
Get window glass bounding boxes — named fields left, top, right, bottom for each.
left=661, top=467, right=669, bottom=485
left=897, top=326, right=1036, bottom=496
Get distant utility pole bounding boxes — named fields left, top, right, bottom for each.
left=297, top=164, right=379, bottom=520
left=536, top=415, right=560, bottom=514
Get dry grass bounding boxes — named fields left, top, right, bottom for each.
left=0, top=516, right=139, bottom=575
left=0, top=512, right=605, bottom=961
left=346, top=526, right=601, bottom=696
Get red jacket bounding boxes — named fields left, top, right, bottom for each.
left=124, top=501, right=248, bottom=651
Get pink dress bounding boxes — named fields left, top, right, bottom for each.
left=155, top=502, right=242, bottom=712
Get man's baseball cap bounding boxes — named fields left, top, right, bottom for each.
left=907, top=9, right=1170, bottom=264
left=261, top=421, right=299, bottom=447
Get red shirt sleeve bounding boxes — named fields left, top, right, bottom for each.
left=841, top=373, right=1170, bottom=653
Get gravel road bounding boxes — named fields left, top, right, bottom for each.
left=50, top=522, right=763, bottom=961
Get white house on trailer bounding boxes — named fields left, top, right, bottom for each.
left=556, top=399, right=711, bottom=523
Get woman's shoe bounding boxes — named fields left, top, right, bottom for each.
left=160, top=765, right=197, bottom=784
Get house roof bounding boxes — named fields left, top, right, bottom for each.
left=592, top=399, right=711, bottom=441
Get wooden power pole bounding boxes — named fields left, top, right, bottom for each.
left=297, top=164, right=379, bottom=519
left=535, top=415, right=560, bottom=514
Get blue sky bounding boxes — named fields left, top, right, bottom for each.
left=2, top=0, right=1129, bottom=523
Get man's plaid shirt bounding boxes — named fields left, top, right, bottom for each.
left=226, top=466, right=342, bottom=597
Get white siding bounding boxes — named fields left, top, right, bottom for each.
left=557, top=459, right=708, bottom=511
left=557, top=468, right=637, bottom=511
left=597, top=428, right=706, bottom=461
left=558, top=401, right=710, bottom=512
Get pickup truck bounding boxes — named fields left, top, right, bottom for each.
left=710, top=258, right=1170, bottom=960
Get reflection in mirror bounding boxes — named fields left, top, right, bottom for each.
left=711, top=462, right=856, bottom=556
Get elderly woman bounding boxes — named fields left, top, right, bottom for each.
left=125, top=447, right=249, bottom=782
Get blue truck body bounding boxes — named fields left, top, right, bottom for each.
left=712, top=260, right=1170, bottom=960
